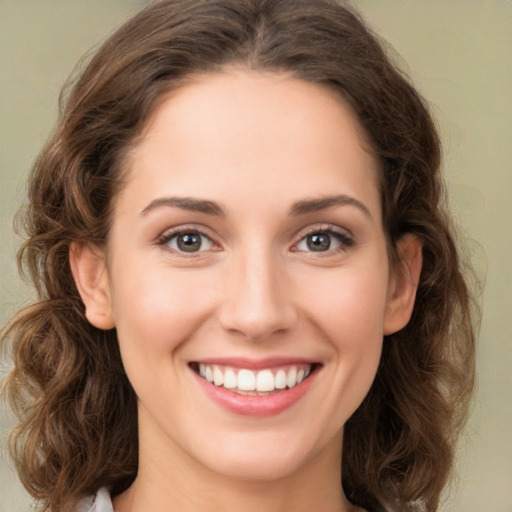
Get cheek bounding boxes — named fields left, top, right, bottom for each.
left=109, top=262, right=217, bottom=355
left=320, top=271, right=388, bottom=405
left=286, top=265, right=389, bottom=438
left=301, top=263, right=387, bottom=414
left=108, top=269, right=214, bottom=405
left=302, top=264, right=390, bottom=345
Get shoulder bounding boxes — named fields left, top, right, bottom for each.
left=75, top=488, right=114, bottom=512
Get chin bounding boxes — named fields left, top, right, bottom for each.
left=206, top=452, right=307, bottom=482
left=188, top=428, right=331, bottom=482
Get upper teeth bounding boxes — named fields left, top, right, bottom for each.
left=198, top=364, right=312, bottom=393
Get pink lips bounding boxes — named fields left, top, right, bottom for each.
left=191, top=358, right=318, bottom=417
left=195, top=356, right=315, bottom=369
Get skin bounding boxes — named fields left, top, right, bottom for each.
left=72, top=70, right=421, bottom=512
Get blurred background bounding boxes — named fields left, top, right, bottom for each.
left=1, top=1, right=511, bottom=511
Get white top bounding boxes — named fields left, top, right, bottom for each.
left=76, top=488, right=113, bottom=512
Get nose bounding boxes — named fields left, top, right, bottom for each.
left=218, top=248, right=298, bottom=341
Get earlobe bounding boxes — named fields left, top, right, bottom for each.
left=383, top=234, right=423, bottom=335
left=69, top=242, right=115, bottom=330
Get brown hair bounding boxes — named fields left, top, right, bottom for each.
left=1, top=1, right=475, bottom=510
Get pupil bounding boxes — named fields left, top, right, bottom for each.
left=178, top=233, right=201, bottom=252
left=307, top=233, right=330, bottom=251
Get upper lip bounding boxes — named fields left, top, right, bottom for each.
left=189, top=357, right=319, bottom=370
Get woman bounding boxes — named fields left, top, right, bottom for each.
left=1, top=1, right=475, bottom=511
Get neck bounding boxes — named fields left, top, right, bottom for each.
left=113, top=422, right=359, bottom=512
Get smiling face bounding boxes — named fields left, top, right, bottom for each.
left=72, top=71, right=420, bottom=489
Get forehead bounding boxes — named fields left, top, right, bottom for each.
left=138, top=69, right=374, bottom=157
left=122, top=70, right=381, bottom=219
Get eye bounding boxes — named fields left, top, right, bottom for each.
left=294, top=229, right=352, bottom=253
left=161, top=230, right=214, bottom=253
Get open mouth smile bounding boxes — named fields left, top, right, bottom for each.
left=189, top=360, right=320, bottom=416
left=190, top=362, right=316, bottom=396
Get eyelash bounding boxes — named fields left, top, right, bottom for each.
left=157, top=226, right=219, bottom=255
left=156, top=224, right=354, bottom=256
left=291, top=225, right=354, bottom=255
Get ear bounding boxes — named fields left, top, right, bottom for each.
left=383, top=234, right=423, bottom=335
left=69, top=242, right=115, bottom=330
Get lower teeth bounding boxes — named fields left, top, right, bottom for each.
left=232, top=388, right=284, bottom=396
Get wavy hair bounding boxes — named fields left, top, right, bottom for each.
left=1, top=1, right=475, bottom=510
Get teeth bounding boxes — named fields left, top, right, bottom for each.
left=223, top=369, right=237, bottom=389
left=286, top=367, right=297, bottom=388
left=256, top=369, right=275, bottom=392
left=213, top=365, right=224, bottom=386
left=237, top=369, right=256, bottom=391
left=195, top=363, right=314, bottom=394
left=275, top=369, right=287, bottom=389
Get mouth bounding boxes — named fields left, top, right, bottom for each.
left=189, top=361, right=319, bottom=397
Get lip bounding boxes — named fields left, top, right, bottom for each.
left=192, top=357, right=316, bottom=370
left=190, top=359, right=319, bottom=417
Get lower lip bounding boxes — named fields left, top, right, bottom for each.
left=193, top=370, right=317, bottom=417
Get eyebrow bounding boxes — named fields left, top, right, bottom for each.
left=140, top=197, right=225, bottom=216
left=140, top=194, right=371, bottom=219
left=290, top=194, right=372, bottom=218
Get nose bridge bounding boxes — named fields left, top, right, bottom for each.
left=219, top=241, right=297, bottom=340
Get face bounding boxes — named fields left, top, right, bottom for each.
left=74, top=70, right=418, bottom=483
